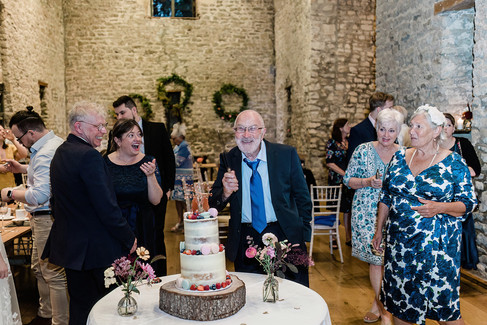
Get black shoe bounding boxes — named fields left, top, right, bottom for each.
left=345, top=240, right=352, bottom=247
left=26, top=316, right=52, bottom=325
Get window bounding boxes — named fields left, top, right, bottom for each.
left=153, top=0, right=195, bottom=18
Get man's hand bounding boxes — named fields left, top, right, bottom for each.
left=4, top=159, right=26, bottom=174
left=222, top=170, right=238, bottom=200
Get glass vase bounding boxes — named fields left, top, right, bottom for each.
left=262, top=273, right=279, bottom=303
left=117, top=293, right=138, bottom=316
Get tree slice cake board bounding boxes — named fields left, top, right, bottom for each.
left=159, top=274, right=246, bottom=321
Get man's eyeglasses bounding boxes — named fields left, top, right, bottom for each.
left=233, top=126, right=264, bottom=134
left=79, top=121, right=108, bottom=132
left=16, top=130, right=30, bottom=143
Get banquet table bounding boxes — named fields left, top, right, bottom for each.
left=88, top=272, right=332, bottom=325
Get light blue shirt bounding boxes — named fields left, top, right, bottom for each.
left=241, top=141, right=277, bottom=224
left=25, top=131, right=64, bottom=213
left=138, top=118, right=145, bottom=154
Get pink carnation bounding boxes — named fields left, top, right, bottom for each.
left=245, top=247, right=257, bottom=258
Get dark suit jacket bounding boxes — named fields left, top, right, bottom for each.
left=346, top=116, right=376, bottom=165
left=209, top=140, right=312, bottom=262
left=107, top=119, right=175, bottom=192
left=43, top=134, right=135, bottom=270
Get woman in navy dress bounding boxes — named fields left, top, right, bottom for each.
left=441, top=113, right=480, bottom=270
left=372, top=105, right=476, bottom=325
left=105, top=119, right=163, bottom=262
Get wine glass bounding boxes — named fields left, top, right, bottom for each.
left=0, top=202, right=7, bottom=232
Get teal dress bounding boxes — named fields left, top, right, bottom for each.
left=379, top=148, right=476, bottom=324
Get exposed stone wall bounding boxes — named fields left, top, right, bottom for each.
left=63, top=0, right=276, bottom=161
left=377, top=0, right=487, bottom=280
left=473, top=0, right=487, bottom=280
left=376, top=0, right=474, bottom=116
left=0, top=0, right=66, bottom=134
left=275, top=0, right=376, bottom=183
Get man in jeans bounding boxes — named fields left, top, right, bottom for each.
left=1, top=107, right=68, bottom=325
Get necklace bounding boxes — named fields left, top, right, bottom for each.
left=409, top=144, right=439, bottom=169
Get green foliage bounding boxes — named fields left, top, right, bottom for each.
left=212, top=84, right=249, bottom=123
left=129, top=93, right=153, bottom=120
left=157, top=74, right=193, bottom=121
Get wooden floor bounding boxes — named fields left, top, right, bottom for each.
left=15, top=200, right=487, bottom=324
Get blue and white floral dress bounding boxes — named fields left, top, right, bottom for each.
left=379, top=148, right=477, bottom=324
left=344, top=142, right=394, bottom=265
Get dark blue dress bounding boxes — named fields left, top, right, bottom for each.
left=379, top=148, right=476, bottom=324
left=104, top=155, right=162, bottom=258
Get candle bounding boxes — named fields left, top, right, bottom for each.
left=457, top=118, right=464, bottom=130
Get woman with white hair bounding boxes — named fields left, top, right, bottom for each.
left=373, top=105, right=477, bottom=325
left=170, top=123, right=193, bottom=232
left=344, top=108, right=403, bottom=324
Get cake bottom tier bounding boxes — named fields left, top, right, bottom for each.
left=159, top=274, right=246, bottom=321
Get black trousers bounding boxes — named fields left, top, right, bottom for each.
left=233, top=222, right=309, bottom=287
left=65, top=267, right=110, bottom=325
left=153, top=195, right=168, bottom=276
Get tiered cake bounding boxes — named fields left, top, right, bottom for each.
left=159, top=209, right=246, bottom=321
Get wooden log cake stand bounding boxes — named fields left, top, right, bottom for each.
left=159, top=274, right=246, bottom=321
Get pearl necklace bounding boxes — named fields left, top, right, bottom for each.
left=409, top=144, right=439, bottom=169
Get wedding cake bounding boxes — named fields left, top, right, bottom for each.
left=159, top=209, right=246, bottom=321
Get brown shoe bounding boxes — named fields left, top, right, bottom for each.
left=26, top=316, right=52, bottom=325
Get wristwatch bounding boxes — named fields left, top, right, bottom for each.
left=6, top=189, right=13, bottom=199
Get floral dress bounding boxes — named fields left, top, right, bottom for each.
left=343, top=142, right=391, bottom=265
left=325, top=138, right=347, bottom=185
left=379, top=148, right=476, bottom=324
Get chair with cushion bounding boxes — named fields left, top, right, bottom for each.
left=309, top=184, right=343, bottom=263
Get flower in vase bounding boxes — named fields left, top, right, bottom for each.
left=245, top=246, right=257, bottom=258
left=262, top=233, right=278, bottom=246
left=136, top=247, right=150, bottom=261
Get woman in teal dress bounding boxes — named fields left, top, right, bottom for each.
left=373, top=105, right=477, bottom=325
left=344, top=109, right=403, bottom=324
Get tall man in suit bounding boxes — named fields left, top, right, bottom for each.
left=43, top=101, right=137, bottom=325
left=209, top=110, right=312, bottom=286
left=346, top=92, right=394, bottom=165
left=109, top=96, right=175, bottom=276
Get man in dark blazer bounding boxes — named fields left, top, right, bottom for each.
left=43, top=101, right=137, bottom=325
left=345, top=92, right=394, bottom=165
left=209, top=110, right=312, bottom=286
left=109, top=95, right=176, bottom=276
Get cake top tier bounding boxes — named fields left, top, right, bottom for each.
left=185, top=207, right=218, bottom=220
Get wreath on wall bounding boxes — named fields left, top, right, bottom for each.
left=129, top=93, right=153, bottom=120
left=212, top=84, right=249, bottom=123
left=157, top=74, right=193, bottom=117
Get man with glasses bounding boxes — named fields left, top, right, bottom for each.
left=109, top=95, right=175, bottom=276
left=1, top=107, right=68, bottom=325
left=209, top=109, right=312, bottom=286
left=43, top=101, right=136, bottom=325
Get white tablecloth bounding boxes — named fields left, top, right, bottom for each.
left=88, top=272, right=332, bottom=325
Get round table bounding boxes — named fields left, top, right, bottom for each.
left=88, top=272, right=332, bottom=325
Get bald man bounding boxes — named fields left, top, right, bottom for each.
left=209, top=110, right=312, bottom=286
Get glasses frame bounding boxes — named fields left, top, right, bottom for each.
left=16, top=130, right=30, bottom=143
left=233, top=126, right=264, bottom=134
left=79, top=121, right=108, bottom=132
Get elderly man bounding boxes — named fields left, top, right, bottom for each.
left=2, top=107, right=68, bottom=325
left=108, top=95, right=175, bottom=276
left=43, top=101, right=136, bottom=325
left=209, top=110, right=312, bottom=286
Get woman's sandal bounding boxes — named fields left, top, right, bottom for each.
left=363, top=311, right=380, bottom=323
left=170, top=222, right=183, bottom=232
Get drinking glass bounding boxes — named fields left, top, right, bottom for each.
left=0, top=202, right=7, bottom=232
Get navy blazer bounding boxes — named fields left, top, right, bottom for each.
left=209, top=140, right=312, bottom=262
left=107, top=119, right=175, bottom=192
left=346, top=117, right=376, bottom=165
left=43, top=134, right=135, bottom=270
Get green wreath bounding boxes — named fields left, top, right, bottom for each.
left=212, top=84, right=249, bottom=123
left=129, top=93, right=153, bottom=120
left=157, top=74, right=193, bottom=119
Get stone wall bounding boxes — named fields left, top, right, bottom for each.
left=275, top=0, right=376, bottom=183
left=376, top=0, right=487, bottom=279
left=63, top=0, right=276, bottom=160
left=0, top=0, right=66, bottom=133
